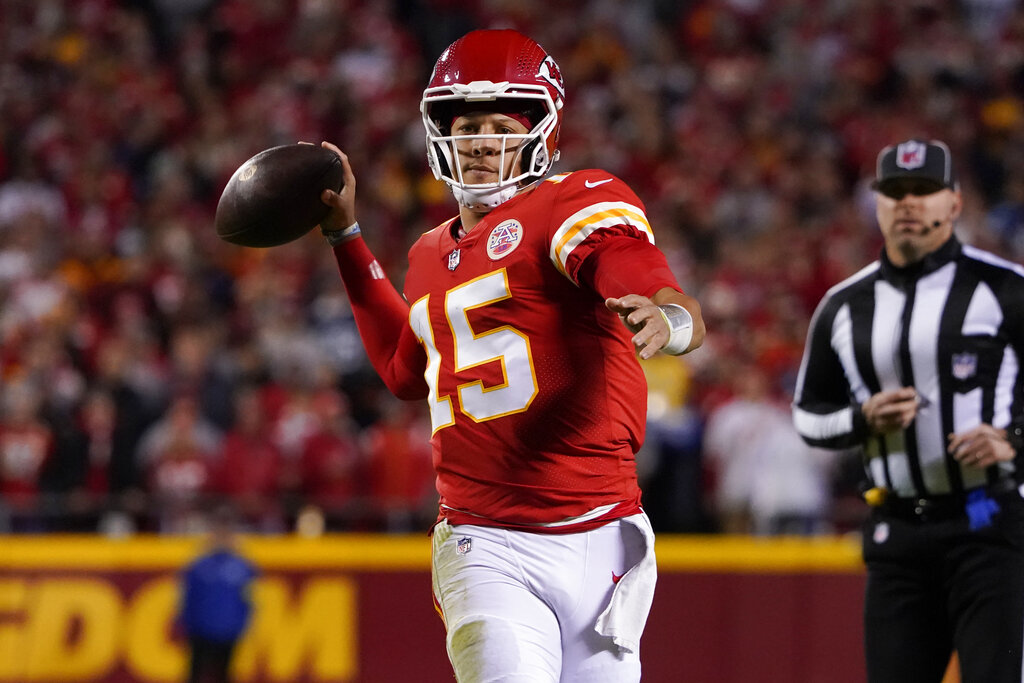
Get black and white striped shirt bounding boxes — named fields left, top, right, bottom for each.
left=792, top=237, right=1024, bottom=497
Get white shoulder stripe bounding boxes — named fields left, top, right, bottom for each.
left=824, top=261, right=880, bottom=298
left=963, top=244, right=1024, bottom=277
left=549, top=201, right=653, bottom=278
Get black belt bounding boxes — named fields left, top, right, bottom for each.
left=878, top=478, right=1020, bottom=523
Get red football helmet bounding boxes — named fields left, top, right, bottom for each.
left=421, top=29, right=565, bottom=210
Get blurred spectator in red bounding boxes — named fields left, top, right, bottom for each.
left=269, top=376, right=324, bottom=464
left=0, top=380, right=56, bottom=531
left=214, top=383, right=285, bottom=532
left=148, top=435, right=217, bottom=535
left=362, top=395, right=434, bottom=532
left=298, top=387, right=365, bottom=530
left=140, top=394, right=222, bottom=532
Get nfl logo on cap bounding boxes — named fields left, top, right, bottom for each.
left=896, top=140, right=927, bottom=170
left=874, top=138, right=956, bottom=193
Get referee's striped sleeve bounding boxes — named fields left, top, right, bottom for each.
left=793, top=405, right=857, bottom=442
left=792, top=294, right=870, bottom=449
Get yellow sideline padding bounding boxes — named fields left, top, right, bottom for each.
left=0, top=534, right=864, bottom=573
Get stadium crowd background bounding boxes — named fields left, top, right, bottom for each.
left=0, top=0, right=1022, bottom=536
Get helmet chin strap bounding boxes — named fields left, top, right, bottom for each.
left=451, top=183, right=518, bottom=212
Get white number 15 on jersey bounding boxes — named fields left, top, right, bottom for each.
left=408, top=269, right=539, bottom=433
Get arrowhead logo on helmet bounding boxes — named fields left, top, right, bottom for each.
left=537, top=56, right=565, bottom=103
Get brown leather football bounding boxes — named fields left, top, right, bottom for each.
left=214, top=144, right=344, bottom=248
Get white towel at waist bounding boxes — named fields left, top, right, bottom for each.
left=595, top=512, right=657, bottom=654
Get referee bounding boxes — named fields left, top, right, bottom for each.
left=792, top=138, right=1024, bottom=683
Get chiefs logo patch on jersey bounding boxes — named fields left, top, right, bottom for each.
left=487, top=219, right=523, bottom=260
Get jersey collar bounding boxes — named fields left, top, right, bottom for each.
left=879, top=235, right=962, bottom=285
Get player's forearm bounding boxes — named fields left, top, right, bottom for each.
left=332, top=237, right=428, bottom=400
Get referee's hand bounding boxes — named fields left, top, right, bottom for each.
left=862, top=387, right=920, bottom=434
left=948, top=424, right=1015, bottom=469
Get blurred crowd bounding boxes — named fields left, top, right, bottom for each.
left=1, top=0, right=1022, bottom=535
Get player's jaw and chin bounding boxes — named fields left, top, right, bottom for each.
left=461, top=163, right=500, bottom=184
left=455, top=142, right=524, bottom=187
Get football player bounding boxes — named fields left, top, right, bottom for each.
left=317, top=29, right=704, bottom=683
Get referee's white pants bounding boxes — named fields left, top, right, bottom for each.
left=431, top=513, right=656, bottom=683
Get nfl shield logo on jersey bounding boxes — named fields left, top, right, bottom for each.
left=896, top=140, right=927, bottom=170
left=952, top=352, right=978, bottom=380
left=487, top=220, right=523, bottom=260
left=447, top=249, right=461, bottom=271
left=456, top=537, right=472, bottom=555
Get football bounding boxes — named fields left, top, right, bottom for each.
left=214, top=144, right=344, bottom=248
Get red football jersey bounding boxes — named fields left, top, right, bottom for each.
left=399, top=170, right=675, bottom=531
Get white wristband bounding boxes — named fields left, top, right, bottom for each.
left=323, top=221, right=360, bottom=246
left=657, top=304, right=693, bottom=355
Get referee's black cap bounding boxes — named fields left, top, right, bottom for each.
left=873, top=139, right=957, bottom=194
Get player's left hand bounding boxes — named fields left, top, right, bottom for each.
left=948, top=424, right=1016, bottom=468
left=606, top=295, right=669, bottom=360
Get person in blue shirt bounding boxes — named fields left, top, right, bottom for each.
left=178, top=508, right=258, bottom=683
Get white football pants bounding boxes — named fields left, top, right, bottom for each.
left=431, top=513, right=656, bottom=683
